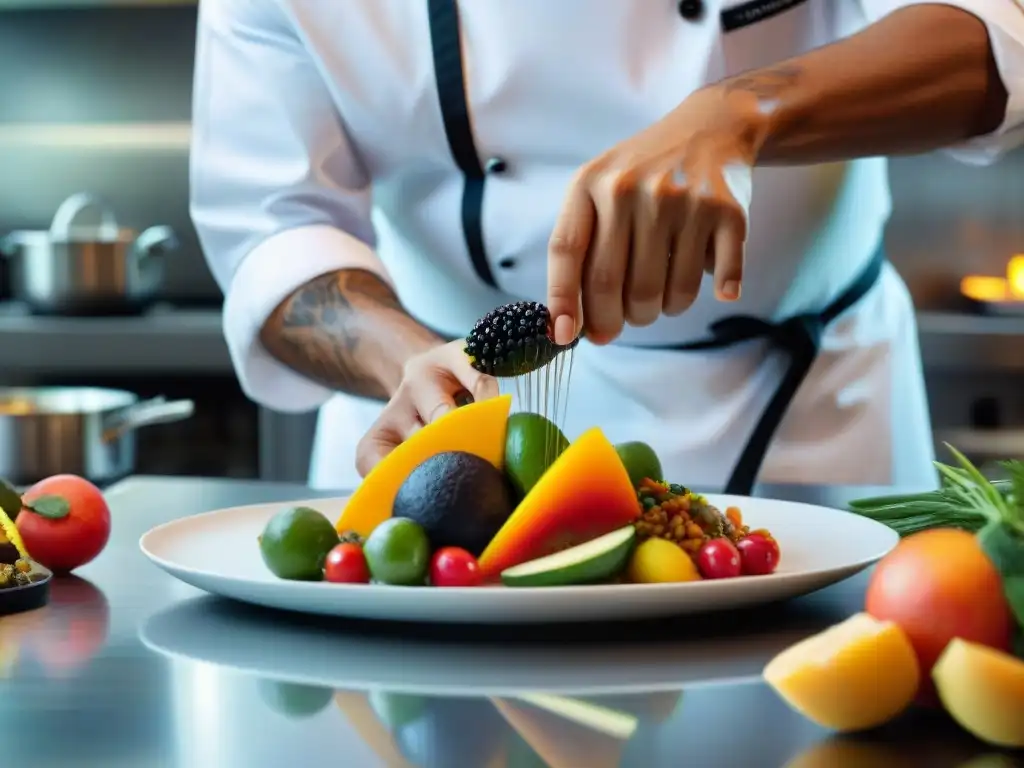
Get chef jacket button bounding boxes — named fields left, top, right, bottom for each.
left=485, top=156, right=508, bottom=175
left=498, top=257, right=516, bottom=269
left=677, top=0, right=704, bottom=21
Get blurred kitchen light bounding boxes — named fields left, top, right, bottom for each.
left=1008, top=255, right=1024, bottom=298
left=960, top=254, right=1024, bottom=303
left=0, top=122, right=190, bottom=151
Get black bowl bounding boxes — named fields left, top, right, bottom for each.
left=0, top=566, right=52, bottom=616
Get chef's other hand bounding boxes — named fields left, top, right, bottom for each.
left=355, top=340, right=499, bottom=476
left=547, top=89, right=758, bottom=346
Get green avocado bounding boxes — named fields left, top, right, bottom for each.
left=615, top=441, right=663, bottom=489
left=392, top=451, right=515, bottom=556
left=258, top=506, right=339, bottom=581
left=504, top=412, right=570, bottom=498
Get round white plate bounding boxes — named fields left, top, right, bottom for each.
left=139, top=494, right=897, bottom=624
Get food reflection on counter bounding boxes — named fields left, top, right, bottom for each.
left=258, top=396, right=780, bottom=588
left=257, top=678, right=335, bottom=720
left=0, top=575, right=110, bottom=678
left=228, top=673, right=1024, bottom=767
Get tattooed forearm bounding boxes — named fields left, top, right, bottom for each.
left=707, top=5, right=1006, bottom=165
left=260, top=269, right=444, bottom=400
left=723, top=64, right=802, bottom=102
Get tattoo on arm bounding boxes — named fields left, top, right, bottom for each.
left=260, top=269, right=437, bottom=401
left=723, top=63, right=803, bottom=101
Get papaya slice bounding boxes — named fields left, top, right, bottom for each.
left=335, top=394, right=513, bottom=537
left=478, top=427, right=639, bottom=579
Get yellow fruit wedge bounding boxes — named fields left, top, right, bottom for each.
left=763, top=613, right=920, bottom=732
left=335, top=394, right=512, bottom=536
left=932, top=638, right=1024, bottom=748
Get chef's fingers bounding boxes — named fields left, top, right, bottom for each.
left=438, top=340, right=500, bottom=403
left=664, top=203, right=712, bottom=316
left=548, top=174, right=596, bottom=346
left=355, top=406, right=419, bottom=477
left=625, top=174, right=676, bottom=327
left=712, top=211, right=746, bottom=301
left=583, top=172, right=635, bottom=344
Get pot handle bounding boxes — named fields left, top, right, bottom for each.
left=102, top=397, right=195, bottom=443
left=133, top=225, right=179, bottom=259
left=49, top=192, right=119, bottom=241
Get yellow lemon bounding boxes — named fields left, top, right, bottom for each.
left=627, top=538, right=700, bottom=584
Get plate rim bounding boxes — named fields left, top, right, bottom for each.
left=139, top=493, right=898, bottom=599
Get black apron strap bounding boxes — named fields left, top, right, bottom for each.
left=665, top=248, right=886, bottom=495
left=427, top=0, right=497, bottom=288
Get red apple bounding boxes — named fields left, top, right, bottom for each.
left=16, top=475, right=111, bottom=573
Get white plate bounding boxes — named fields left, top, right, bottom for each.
left=139, top=494, right=897, bottom=624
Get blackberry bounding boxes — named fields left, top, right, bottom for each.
left=463, top=301, right=579, bottom=377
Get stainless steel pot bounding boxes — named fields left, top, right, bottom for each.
left=0, top=387, right=194, bottom=485
left=0, top=192, right=178, bottom=315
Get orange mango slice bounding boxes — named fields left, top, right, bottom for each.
left=763, top=612, right=920, bottom=732
left=335, top=394, right=512, bottom=537
left=932, top=638, right=1024, bottom=748
left=478, top=427, right=639, bottom=579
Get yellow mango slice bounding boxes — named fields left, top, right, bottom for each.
left=335, top=394, right=512, bottom=536
left=763, top=612, right=920, bottom=732
left=932, top=638, right=1024, bottom=748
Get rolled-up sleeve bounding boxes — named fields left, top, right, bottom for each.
left=861, top=0, right=1024, bottom=164
left=190, top=0, right=391, bottom=412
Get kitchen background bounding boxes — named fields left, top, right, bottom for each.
left=0, top=2, right=1022, bottom=486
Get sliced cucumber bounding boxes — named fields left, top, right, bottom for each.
left=500, top=526, right=636, bottom=587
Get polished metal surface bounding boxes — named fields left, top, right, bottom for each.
left=0, top=388, right=194, bottom=484
left=1, top=192, right=177, bottom=315
left=1, top=475, right=1020, bottom=767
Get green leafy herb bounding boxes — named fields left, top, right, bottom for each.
left=24, top=494, right=70, bottom=520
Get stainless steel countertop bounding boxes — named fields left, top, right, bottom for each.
left=1, top=301, right=1022, bottom=374
left=1, top=475, right=1017, bottom=767
left=0, top=302, right=229, bottom=374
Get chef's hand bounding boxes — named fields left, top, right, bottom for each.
left=547, top=88, right=759, bottom=346
left=355, top=340, right=499, bottom=476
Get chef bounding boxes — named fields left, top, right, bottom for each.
left=191, top=0, right=1023, bottom=493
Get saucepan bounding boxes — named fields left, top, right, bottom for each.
left=0, top=192, right=178, bottom=315
left=0, top=387, right=195, bottom=485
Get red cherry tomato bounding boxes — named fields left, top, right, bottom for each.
left=696, top=538, right=742, bottom=579
left=430, top=547, right=482, bottom=587
left=748, top=530, right=781, bottom=564
left=736, top=535, right=779, bottom=575
left=324, top=543, right=370, bottom=584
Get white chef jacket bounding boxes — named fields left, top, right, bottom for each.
left=191, top=0, right=1024, bottom=492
